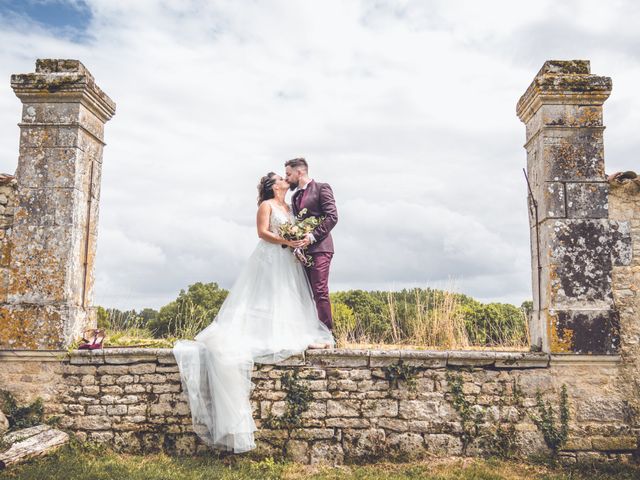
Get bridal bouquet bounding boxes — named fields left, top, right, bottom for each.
left=279, top=208, right=324, bottom=267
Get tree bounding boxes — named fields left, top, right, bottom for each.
left=139, top=308, right=159, bottom=325
left=95, top=306, right=110, bottom=329
left=461, top=302, right=527, bottom=346
left=331, top=290, right=390, bottom=342
left=148, top=282, right=228, bottom=338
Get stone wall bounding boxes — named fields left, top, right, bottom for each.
left=609, top=174, right=640, bottom=436
left=0, top=348, right=636, bottom=464
left=0, top=177, right=17, bottom=311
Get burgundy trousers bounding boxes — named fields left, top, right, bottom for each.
left=305, top=252, right=334, bottom=330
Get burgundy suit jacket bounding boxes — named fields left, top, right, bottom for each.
left=292, top=180, right=338, bottom=254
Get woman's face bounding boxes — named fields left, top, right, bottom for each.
left=273, top=175, right=290, bottom=192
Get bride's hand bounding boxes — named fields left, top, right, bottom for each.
left=287, top=239, right=305, bottom=248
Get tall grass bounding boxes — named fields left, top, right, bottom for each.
left=407, top=288, right=469, bottom=348
left=166, top=296, right=211, bottom=340
left=103, top=308, right=145, bottom=332
left=334, top=289, right=470, bottom=349
left=465, top=305, right=531, bottom=349
left=334, top=288, right=529, bottom=351
left=99, top=285, right=529, bottom=351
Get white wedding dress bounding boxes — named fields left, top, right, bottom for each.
left=172, top=204, right=335, bottom=453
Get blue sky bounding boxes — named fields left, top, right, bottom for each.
left=0, top=0, right=90, bottom=38
left=0, top=1, right=638, bottom=310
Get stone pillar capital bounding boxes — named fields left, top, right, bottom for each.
left=11, top=59, right=115, bottom=123
left=516, top=60, right=612, bottom=124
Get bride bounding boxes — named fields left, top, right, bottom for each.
left=172, top=172, right=335, bottom=453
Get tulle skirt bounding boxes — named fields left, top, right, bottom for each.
left=173, top=239, right=335, bottom=453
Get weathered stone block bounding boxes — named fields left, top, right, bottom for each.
left=297, top=368, right=326, bottom=379
left=494, top=352, right=550, bottom=368
left=541, top=131, right=606, bottom=182
left=563, top=436, right=592, bottom=451
left=75, top=415, right=111, bottom=430
left=447, top=351, right=496, bottom=367
left=101, top=383, right=123, bottom=393
left=152, top=384, right=181, bottom=394
left=398, top=400, right=440, bottom=420
left=399, top=350, right=448, bottom=368
left=357, top=379, right=391, bottom=392
left=533, top=182, right=566, bottom=222
left=424, top=434, right=463, bottom=456
left=549, top=309, right=620, bottom=354
left=285, top=439, right=309, bottom=463
left=106, top=404, right=127, bottom=415
left=82, top=386, right=100, bottom=396
left=115, top=375, right=134, bottom=385
left=328, top=379, right=358, bottom=391
left=566, top=182, right=608, bottom=218
left=327, top=400, right=360, bottom=417
left=611, top=220, right=633, bottom=266
left=310, top=441, right=344, bottom=465
left=369, top=350, right=402, bottom=367
left=15, top=147, right=82, bottom=190
left=291, top=428, right=335, bottom=441
left=129, top=364, right=156, bottom=374
left=300, top=401, right=327, bottom=419
left=343, top=428, right=386, bottom=458
left=591, top=436, right=637, bottom=451
left=89, top=431, right=114, bottom=443
left=104, top=355, right=153, bottom=365
left=385, top=432, right=425, bottom=459
left=575, top=398, right=627, bottom=422
left=139, top=373, right=166, bottom=384
left=361, top=399, right=398, bottom=418
left=325, top=417, right=371, bottom=428
left=115, top=395, right=139, bottom=405
left=97, top=365, right=129, bottom=375
left=307, top=350, right=369, bottom=368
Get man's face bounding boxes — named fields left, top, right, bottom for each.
left=285, top=166, right=299, bottom=190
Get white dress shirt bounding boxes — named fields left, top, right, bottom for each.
left=295, top=179, right=316, bottom=244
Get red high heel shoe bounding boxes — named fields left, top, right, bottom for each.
left=78, top=329, right=106, bottom=350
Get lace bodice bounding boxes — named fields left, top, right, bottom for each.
left=269, top=203, right=294, bottom=235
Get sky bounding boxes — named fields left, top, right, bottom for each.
left=0, top=0, right=639, bottom=311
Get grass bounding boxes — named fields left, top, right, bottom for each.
left=89, top=284, right=530, bottom=352
left=66, top=328, right=175, bottom=352
left=334, top=288, right=530, bottom=351
left=0, top=441, right=638, bottom=480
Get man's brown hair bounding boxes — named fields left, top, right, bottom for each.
left=285, top=157, right=308, bottom=171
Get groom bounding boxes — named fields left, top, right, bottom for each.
left=285, top=158, right=338, bottom=331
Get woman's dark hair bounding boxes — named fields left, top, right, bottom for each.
left=257, top=172, right=277, bottom=205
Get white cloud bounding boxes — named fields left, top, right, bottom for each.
left=0, top=0, right=638, bottom=309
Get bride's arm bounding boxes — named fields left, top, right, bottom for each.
left=256, top=202, right=300, bottom=247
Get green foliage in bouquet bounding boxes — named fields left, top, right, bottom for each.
left=278, top=208, right=325, bottom=267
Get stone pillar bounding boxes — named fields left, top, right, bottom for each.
left=0, top=59, right=115, bottom=349
left=516, top=60, right=631, bottom=354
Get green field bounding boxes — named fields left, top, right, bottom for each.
left=0, top=442, right=638, bottom=480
